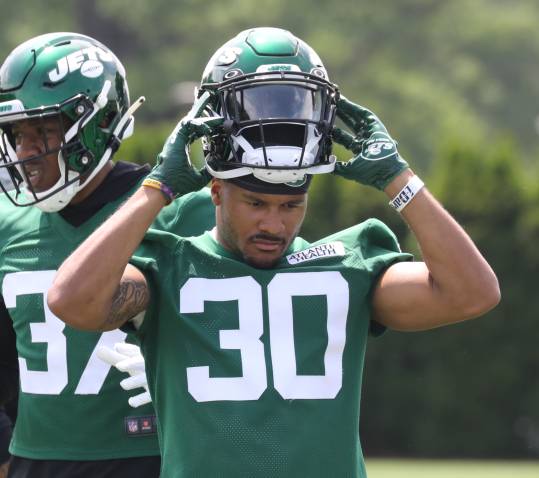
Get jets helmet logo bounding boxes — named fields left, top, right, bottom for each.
left=48, top=46, right=114, bottom=83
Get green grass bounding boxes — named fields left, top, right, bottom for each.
left=365, top=459, right=539, bottom=478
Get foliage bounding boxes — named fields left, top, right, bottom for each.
left=2, top=0, right=539, bottom=170
left=361, top=138, right=539, bottom=458
left=1, top=0, right=539, bottom=459
left=366, top=459, right=539, bottom=478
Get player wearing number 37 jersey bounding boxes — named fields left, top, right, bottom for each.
left=49, top=28, right=500, bottom=477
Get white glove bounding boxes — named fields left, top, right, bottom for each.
left=97, top=342, right=152, bottom=408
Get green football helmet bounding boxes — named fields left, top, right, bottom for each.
left=200, top=27, right=339, bottom=185
left=0, top=32, right=143, bottom=211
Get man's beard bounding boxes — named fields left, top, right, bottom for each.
left=220, top=222, right=294, bottom=269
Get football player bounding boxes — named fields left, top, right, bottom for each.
left=49, top=28, right=500, bottom=477
left=0, top=32, right=215, bottom=477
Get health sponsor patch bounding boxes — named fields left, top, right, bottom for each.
left=286, top=241, right=345, bottom=265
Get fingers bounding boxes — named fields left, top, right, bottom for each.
left=115, top=355, right=145, bottom=374
left=169, top=92, right=219, bottom=144
left=332, top=126, right=355, bottom=148
left=120, top=373, right=148, bottom=391
left=332, top=127, right=362, bottom=154
left=335, top=96, right=360, bottom=131
left=128, top=391, right=152, bottom=408
left=197, top=166, right=212, bottom=182
left=337, top=95, right=369, bottom=119
left=191, top=116, right=225, bottom=138
left=96, top=345, right=125, bottom=367
left=114, top=342, right=141, bottom=357
left=97, top=343, right=145, bottom=375
left=98, top=343, right=152, bottom=409
left=336, top=95, right=382, bottom=137
left=191, top=116, right=224, bottom=128
left=332, top=160, right=357, bottom=180
left=186, top=90, right=212, bottom=121
left=336, top=95, right=368, bottom=132
left=171, top=112, right=224, bottom=146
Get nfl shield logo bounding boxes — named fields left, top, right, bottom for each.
left=127, top=418, right=139, bottom=434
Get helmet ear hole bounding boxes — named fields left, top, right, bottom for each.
left=60, top=113, right=74, bottom=132
left=99, top=110, right=117, bottom=129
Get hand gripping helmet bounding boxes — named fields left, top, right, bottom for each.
left=0, top=32, right=144, bottom=211
left=200, top=27, right=339, bottom=186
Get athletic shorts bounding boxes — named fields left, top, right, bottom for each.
left=7, top=454, right=160, bottom=478
left=0, top=408, right=12, bottom=465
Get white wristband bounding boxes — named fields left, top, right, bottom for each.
left=389, top=175, right=425, bottom=212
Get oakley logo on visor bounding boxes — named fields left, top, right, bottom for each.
left=255, top=64, right=301, bottom=73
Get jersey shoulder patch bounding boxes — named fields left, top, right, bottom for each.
left=285, top=241, right=345, bottom=265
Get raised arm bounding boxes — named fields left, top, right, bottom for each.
left=333, top=96, right=500, bottom=331
left=47, top=187, right=165, bottom=331
left=48, top=93, right=222, bottom=331
left=373, top=169, right=499, bottom=330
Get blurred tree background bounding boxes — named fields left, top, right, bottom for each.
left=1, top=0, right=538, bottom=459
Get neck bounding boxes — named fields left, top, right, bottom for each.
left=70, top=161, right=114, bottom=205
left=211, top=226, right=231, bottom=251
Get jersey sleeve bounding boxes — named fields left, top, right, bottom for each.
left=151, top=188, right=215, bottom=237
left=358, top=218, right=413, bottom=277
left=128, top=231, right=182, bottom=338
left=352, top=218, right=413, bottom=336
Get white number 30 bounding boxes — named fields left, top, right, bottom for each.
left=180, top=271, right=349, bottom=402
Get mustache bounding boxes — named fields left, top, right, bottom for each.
left=248, top=233, right=286, bottom=245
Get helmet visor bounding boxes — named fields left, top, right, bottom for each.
left=206, top=71, right=338, bottom=184
left=224, top=83, right=324, bottom=122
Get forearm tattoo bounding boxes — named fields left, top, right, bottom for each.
left=105, top=279, right=149, bottom=328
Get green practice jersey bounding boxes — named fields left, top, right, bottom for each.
left=132, top=219, right=412, bottom=477
left=0, top=186, right=214, bottom=460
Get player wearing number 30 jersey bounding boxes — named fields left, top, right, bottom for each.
left=49, top=28, right=499, bottom=478
left=131, top=221, right=409, bottom=476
